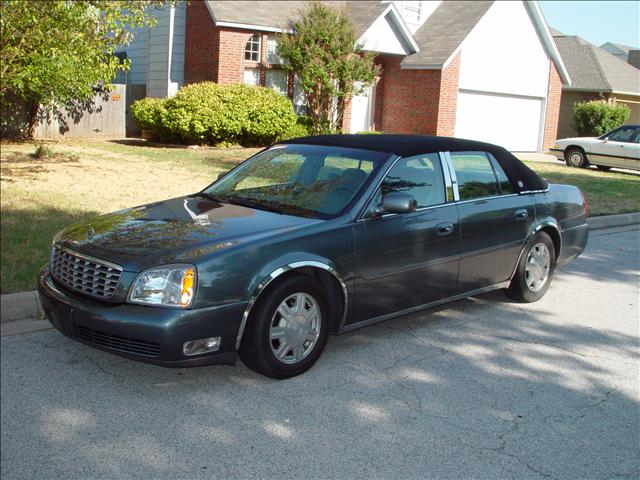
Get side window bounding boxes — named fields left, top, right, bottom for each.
left=450, top=152, right=500, bottom=200
left=381, top=154, right=446, bottom=208
left=609, top=125, right=638, bottom=143
left=488, top=153, right=514, bottom=194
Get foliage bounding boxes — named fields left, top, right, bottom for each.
left=131, top=83, right=298, bottom=146
left=33, top=143, right=54, bottom=159
left=277, top=115, right=313, bottom=141
left=573, top=100, right=630, bottom=136
left=355, top=130, right=382, bottom=134
left=277, top=2, right=379, bottom=134
left=0, top=0, right=172, bottom=135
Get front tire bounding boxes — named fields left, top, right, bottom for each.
left=506, top=231, right=556, bottom=303
left=565, top=147, right=589, bottom=168
left=239, top=274, right=329, bottom=379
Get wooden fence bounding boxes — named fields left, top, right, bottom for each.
left=0, top=84, right=147, bottom=139
left=34, top=84, right=146, bottom=139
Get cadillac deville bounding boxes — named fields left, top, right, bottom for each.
left=39, top=135, right=589, bottom=378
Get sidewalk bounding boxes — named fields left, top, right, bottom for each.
left=1, top=212, right=638, bottom=336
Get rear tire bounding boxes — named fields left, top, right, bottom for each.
left=596, top=165, right=612, bottom=172
left=506, top=231, right=556, bottom=303
left=565, top=148, right=589, bottom=168
left=239, top=274, right=329, bottom=379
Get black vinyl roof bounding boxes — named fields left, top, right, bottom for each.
left=281, top=134, right=548, bottom=193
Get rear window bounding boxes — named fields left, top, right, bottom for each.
left=450, top=152, right=500, bottom=200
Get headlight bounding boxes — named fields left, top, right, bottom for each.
left=128, top=264, right=197, bottom=308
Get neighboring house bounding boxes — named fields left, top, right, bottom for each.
left=116, top=1, right=571, bottom=152
left=600, top=41, right=640, bottom=68
left=552, top=31, right=640, bottom=139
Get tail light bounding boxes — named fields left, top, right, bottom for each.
left=580, top=190, right=589, bottom=217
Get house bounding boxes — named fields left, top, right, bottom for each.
left=115, top=1, right=571, bottom=152
left=552, top=31, right=640, bottom=139
left=600, top=41, right=640, bottom=69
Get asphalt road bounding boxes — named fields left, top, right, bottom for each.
left=2, top=227, right=638, bottom=480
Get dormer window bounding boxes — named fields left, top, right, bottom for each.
left=245, top=34, right=261, bottom=62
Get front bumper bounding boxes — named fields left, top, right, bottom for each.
left=38, top=265, right=247, bottom=367
left=548, top=148, right=565, bottom=161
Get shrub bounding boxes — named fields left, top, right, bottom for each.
left=277, top=115, right=312, bottom=141
left=33, top=143, right=54, bottom=158
left=573, top=100, right=630, bottom=136
left=130, top=97, right=167, bottom=131
left=132, top=83, right=297, bottom=146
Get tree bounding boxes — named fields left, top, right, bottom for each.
left=277, top=2, right=379, bottom=135
left=0, top=0, right=170, bottom=136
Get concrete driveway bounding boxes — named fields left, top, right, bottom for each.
left=1, top=227, right=638, bottom=479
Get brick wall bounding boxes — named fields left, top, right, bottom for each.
left=542, top=60, right=563, bottom=151
left=375, top=53, right=460, bottom=135
left=184, top=0, right=220, bottom=84
left=436, top=52, right=460, bottom=137
left=185, top=2, right=265, bottom=85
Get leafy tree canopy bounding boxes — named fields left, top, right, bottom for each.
left=0, top=0, right=171, bottom=133
left=277, top=2, right=379, bottom=134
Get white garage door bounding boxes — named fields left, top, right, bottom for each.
left=455, top=91, right=544, bottom=152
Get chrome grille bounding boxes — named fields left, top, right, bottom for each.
left=74, top=324, right=160, bottom=357
left=51, top=246, right=122, bottom=299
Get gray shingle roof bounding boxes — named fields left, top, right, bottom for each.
left=205, top=1, right=386, bottom=36
left=600, top=42, right=635, bottom=55
left=553, top=35, right=640, bottom=94
left=401, top=1, right=493, bottom=67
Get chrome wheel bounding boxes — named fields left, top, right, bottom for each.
left=568, top=151, right=584, bottom=167
left=525, top=242, right=550, bottom=292
left=269, top=292, right=321, bottom=365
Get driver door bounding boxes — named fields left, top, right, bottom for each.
left=590, top=126, right=637, bottom=168
left=351, top=154, right=460, bottom=324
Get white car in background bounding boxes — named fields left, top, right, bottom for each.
left=550, top=125, right=640, bottom=172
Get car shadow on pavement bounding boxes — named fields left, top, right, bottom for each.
left=1, top=231, right=638, bottom=479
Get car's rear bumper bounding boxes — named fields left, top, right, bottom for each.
left=548, top=148, right=565, bottom=161
left=37, top=265, right=246, bottom=367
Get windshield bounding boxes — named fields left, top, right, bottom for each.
left=203, top=144, right=390, bottom=219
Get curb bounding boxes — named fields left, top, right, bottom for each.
left=1, top=213, right=638, bottom=336
left=587, top=212, right=640, bottom=230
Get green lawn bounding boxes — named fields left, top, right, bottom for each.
left=523, top=161, right=640, bottom=217
left=1, top=139, right=638, bottom=293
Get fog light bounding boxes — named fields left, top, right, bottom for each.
left=183, top=337, right=221, bottom=356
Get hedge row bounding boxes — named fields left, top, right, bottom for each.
left=131, top=82, right=308, bottom=146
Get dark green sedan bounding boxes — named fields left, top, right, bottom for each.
left=39, top=135, right=589, bottom=378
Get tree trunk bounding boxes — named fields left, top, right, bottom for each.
left=27, top=101, right=39, bottom=138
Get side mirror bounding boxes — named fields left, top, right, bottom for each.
left=381, top=192, right=417, bottom=214
left=217, top=170, right=229, bottom=181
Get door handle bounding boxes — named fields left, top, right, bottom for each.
left=436, top=222, right=454, bottom=236
left=515, top=209, right=528, bottom=220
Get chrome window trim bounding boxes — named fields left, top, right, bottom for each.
left=235, top=261, right=349, bottom=350
left=442, top=152, right=460, bottom=201
left=454, top=193, right=521, bottom=205
left=52, top=244, right=123, bottom=272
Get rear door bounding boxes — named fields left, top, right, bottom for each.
left=449, top=151, right=535, bottom=293
left=351, top=153, right=460, bottom=323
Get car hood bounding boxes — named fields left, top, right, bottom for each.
left=55, top=195, right=319, bottom=271
left=556, top=136, right=597, bottom=145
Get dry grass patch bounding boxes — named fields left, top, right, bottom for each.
left=1, top=139, right=258, bottom=293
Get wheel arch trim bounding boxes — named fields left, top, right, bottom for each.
left=235, top=261, right=348, bottom=350
left=510, top=220, right=562, bottom=280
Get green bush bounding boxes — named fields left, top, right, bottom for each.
left=131, top=83, right=298, bottom=146
left=573, top=100, right=630, bottom=136
left=130, top=97, right=167, bottom=131
left=277, top=115, right=312, bottom=141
